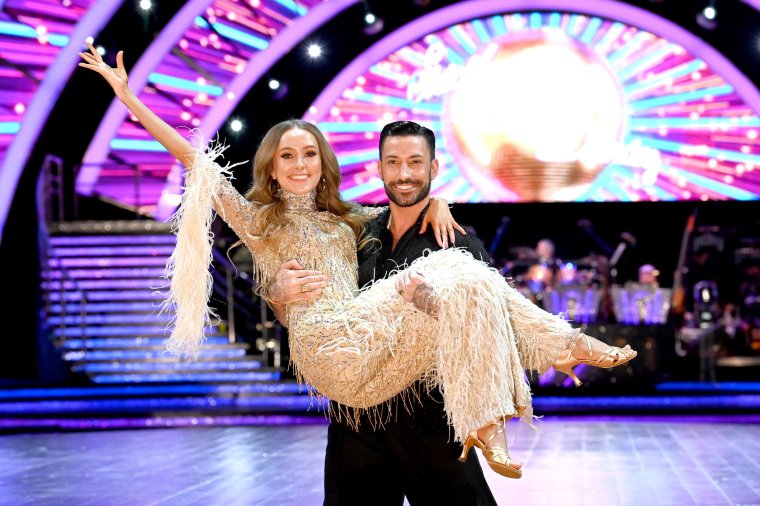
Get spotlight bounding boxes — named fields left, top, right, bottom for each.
left=230, top=119, right=243, bottom=133
left=96, top=45, right=106, bottom=56
left=307, top=43, right=322, bottom=58
left=139, top=0, right=152, bottom=11
left=696, top=1, right=717, bottom=29
left=268, top=78, right=288, bottom=100
left=363, top=11, right=384, bottom=36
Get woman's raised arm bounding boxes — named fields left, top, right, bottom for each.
left=78, top=42, right=196, bottom=168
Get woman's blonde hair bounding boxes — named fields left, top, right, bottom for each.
left=244, top=119, right=371, bottom=245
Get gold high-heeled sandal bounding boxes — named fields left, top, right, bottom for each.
left=553, top=334, right=637, bottom=387
left=458, top=418, right=522, bottom=479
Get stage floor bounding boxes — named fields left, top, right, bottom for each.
left=1, top=416, right=758, bottom=505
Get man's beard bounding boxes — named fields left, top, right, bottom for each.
left=383, top=177, right=432, bottom=207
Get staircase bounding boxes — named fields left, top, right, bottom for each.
left=0, top=221, right=316, bottom=431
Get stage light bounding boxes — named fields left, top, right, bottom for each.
left=268, top=78, right=288, bottom=100
left=139, top=0, right=152, bottom=11
left=307, top=43, right=322, bottom=58
left=361, top=1, right=384, bottom=36
left=363, top=11, right=384, bottom=36
left=230, top=119, right=243, bottom=132
left=96, top=45, right=106, bottom=56
left=696, top=1, right=717, bottom=29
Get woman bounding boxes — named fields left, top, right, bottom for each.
left=79, top=44, right=635, bottom=479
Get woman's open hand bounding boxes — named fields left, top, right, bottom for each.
left=420, top=198, right=466, bottom=249
left=78, top=41, right=129, bottom=98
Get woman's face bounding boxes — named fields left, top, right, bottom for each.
left=271, top=128, right=323, bottom=195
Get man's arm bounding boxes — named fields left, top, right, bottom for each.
left=265, top=259, right=327, bottom=327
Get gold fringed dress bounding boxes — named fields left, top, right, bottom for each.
left=165, top=149, right=579, bottom=442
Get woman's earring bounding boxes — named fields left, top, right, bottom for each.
left=318, top=177, right=327, bottom=193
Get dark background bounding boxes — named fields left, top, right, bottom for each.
left=2, top=0, right=758, bottom=380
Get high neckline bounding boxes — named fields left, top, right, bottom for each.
left=279, top=188, right=318, bottom=212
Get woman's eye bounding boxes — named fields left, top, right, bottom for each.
left=305, top=151, right=317, bottom=157
left=281, top=153, right=292, bottom=159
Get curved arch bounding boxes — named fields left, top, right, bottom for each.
left=0, top=0, right=122, bottom=244
left=305, top=0, right=760, bottom=203
left=76, top=0, right=360, bottom=221
left=306, top=0, right=760, bottom=122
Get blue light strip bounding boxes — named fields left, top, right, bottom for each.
left=62, top=348, right=246, bottom=361
left=656, top=382, right=760, bottom=392
left=147, top=72, right=224, bottom=95
left=272, top=0, right=308, bottom=16
left=489, top=14, right=507, bottom=36
left=319, top=121, right=386, bottom=133
left=471, top=19, right=490, bottom=43
left=82, top=360, right=262, bottom=372
left=595, top=21, right=625, bottom=53
left=0, top=383, right=302, bottom=399
left=618, top=44, right=675, bottom=82
left=109, top=139, right=168, bottom=152
left=630, top=84, right=734, bottom=110
left=92, top=371, right=280, bottom=383
left=579, top=16, right=602, bottom=44
left=340, top=180, right=383, bottom=201
left=639, top=138, right=760, bottom=165
left=0, top=122, right=21, bottom=134
left=61, top=337, right=229, bottom=348
left=336, top=149, right=378, bottom=166
left=624, top=60, right=702, bottom=96
left=547, top=12, right=561, bottom=28
left=208, top=21, right=270, bottom=51
left=450, top=25, right=477, bottom=55
left=0, top=20, right=68, bottom=46
left=352, top=92, right=443, bottom=113
left=628, top=117, right=760, bottom=128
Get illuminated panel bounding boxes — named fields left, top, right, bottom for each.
left=78, top=0, right=352, bottom=219
left=306, top=2, right=760, bottom=203
left=0, top=0, right=118, bottom=243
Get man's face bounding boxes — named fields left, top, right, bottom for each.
left=378, top=135, right=438, bottom=207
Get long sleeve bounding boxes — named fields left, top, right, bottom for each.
left=162, top=144, right=254, bottom=357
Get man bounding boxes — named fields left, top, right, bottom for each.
left=267, top=121, right=498, bottom=505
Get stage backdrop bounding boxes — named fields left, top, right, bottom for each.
left=306, top=9, right=760, bottom=204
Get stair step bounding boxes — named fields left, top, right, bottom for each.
left=53, top=325, right=220, bottom=338
left=0, top=383, right=303, bottom=400
left=48, top=257, right=169, bottom=268
left=47, top=290, right=167, bottom=302
left=43, top=268, right=167, bottom=279
left=49, top=235, right=175, bottom=246
left=48, top=314, right=174, bottom=326
left=42, top=279, right=166, bottom=290
left=60, top=337, right=232, bottom=348
left=50, top=245, right=175, bottom=257
left=90, top=371, right=281, bottom=383
left=74, top=360, right=263, bottom=373
left=0, top=395, right=311, bottom=415
left=48, top=302, right=166, bottom=314
left=61, top=348, right=247, bottom=361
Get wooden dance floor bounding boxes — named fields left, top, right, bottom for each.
left=1, top=416, right=758, bottom=505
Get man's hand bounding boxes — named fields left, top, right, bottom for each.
left=395, top=269, right=440, bottom=317
left=268, top=259, right=327, bottom=304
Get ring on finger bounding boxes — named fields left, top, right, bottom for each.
left=301, top=283, right=310, bottom=293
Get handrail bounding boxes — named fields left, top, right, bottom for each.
left=36, top=157, right=87, bottom=362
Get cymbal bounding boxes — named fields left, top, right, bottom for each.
left=508, top=246, right=538, bottom=259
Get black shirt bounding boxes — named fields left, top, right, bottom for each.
left=338, top=203, right=491, bottom=435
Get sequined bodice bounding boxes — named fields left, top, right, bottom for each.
left=213, top=181, right=360, bottom=310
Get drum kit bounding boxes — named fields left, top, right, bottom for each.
left=501, top=246, right=670, bottom=324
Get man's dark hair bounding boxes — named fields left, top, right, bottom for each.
left=379, top=121, right=436, bottom=161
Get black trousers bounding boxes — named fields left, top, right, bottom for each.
left=323, top=421, right=498, bottom=505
